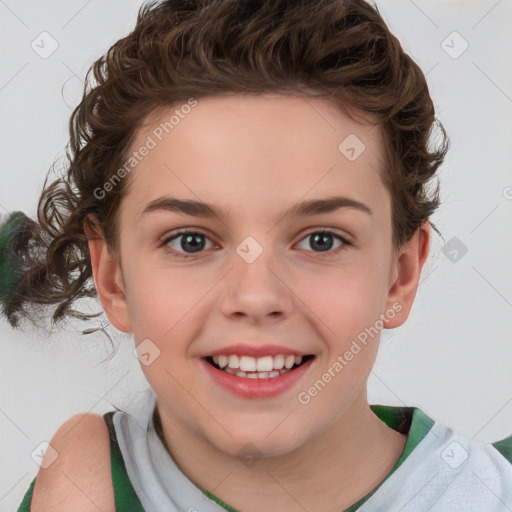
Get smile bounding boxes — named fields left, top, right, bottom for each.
left=205, top=354, right=315, bottom=380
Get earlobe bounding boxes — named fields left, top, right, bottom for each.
left=83, top=216, right=133, bottom=333
left=383, top=220, right=431, bottom=329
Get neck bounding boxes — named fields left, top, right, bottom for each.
left=155, top=391, right=407, bottom=512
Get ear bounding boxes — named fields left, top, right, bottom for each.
left=83, top=215, right=133, bottom=333
left=383, top=219, right=431, bottom=328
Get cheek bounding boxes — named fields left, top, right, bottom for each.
left=124, top=259, right=206, bottom=333
left=291, top=260, right=388, bottom=342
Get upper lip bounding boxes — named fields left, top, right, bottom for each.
left=202, top=343, right=312, bottom=358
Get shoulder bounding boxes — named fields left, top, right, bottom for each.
left=423, top=424, right=512, bottom=502
left=30, top=412, right=115, bottom=512
left=367, top=418, right=512, bottom=510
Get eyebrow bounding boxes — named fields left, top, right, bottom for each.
left=141, top=195, right=373, bottom=220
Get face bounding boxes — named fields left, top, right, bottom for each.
left=106, top=93, right=405, bottom=457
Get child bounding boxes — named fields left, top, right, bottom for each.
left=2, top=0, right=511, bottom=510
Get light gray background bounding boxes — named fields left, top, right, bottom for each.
left=1, top=0, right=512, bottom=510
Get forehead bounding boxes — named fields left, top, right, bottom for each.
left=120, top=93, right=390, bottom=225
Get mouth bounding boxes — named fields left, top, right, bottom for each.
left=203, top=354, right=315, bottom=379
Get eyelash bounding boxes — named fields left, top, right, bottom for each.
left=160, top=228, right=352, bottom=259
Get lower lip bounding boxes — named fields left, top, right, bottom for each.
left=201, top=357, right=314, bottom=399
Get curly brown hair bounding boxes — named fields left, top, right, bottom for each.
left=0, top=0, right=449, bottom=331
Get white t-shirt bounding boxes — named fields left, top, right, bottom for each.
left=17, top=386, right=512, bottom=511
left=110, top=388, right=512, bottom=511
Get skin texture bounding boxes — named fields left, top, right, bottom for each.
left=31, top=414, right=115, bottom=512
left=86, top=93, right=430, bottom=512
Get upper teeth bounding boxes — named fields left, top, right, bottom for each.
left=212, top=354, right=303, bottom=372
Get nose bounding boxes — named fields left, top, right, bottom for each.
left=219, top=246, right=293, bottom=324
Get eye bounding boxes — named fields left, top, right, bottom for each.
left=161, top=230, right=215, bottom=258
left=160, top=228, right=351, bottom=259
left=295, top=229, right=351, bottom=255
